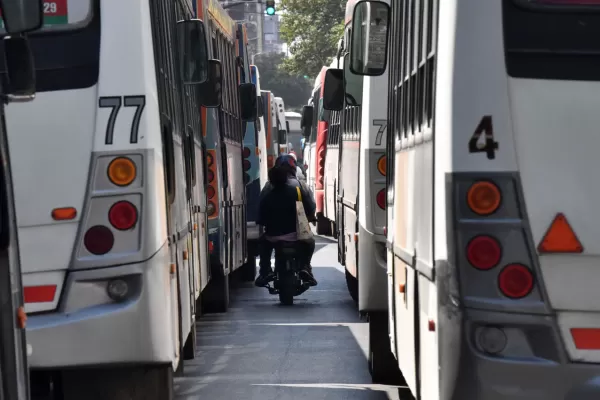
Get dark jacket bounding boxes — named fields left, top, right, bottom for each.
left=257, top=177, right=316, bottom=237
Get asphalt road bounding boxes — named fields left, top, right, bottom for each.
left=175, top=236, right=412, bottom=400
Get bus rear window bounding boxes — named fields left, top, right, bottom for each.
left=519, top=0, right=600, bottom=6
left=0, top=0, right=92, bottom=32
left=504, top=0, right=600, bottom=81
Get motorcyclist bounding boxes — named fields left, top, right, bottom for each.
left=255, top=154, right=318, bottom=287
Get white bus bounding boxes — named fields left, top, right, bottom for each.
left=3, top=0, right=255, bottom=397
left=322, top=0, right=393, bottom=382
left=348, top=0, right=600, bottom=398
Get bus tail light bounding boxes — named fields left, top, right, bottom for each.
left=206, top=149, right=219, bottom=219
left=376, top=189, right=385, bottom=209
left=243, top=160, right=251, bottom=171
left=498, top=264, right=534, bottom=299
left=538, top=213, right=583, bottom=253
left=207, top=185, right=215, bottom=199
left=467, top=235, right=501, bottom=270
left=377, top=155, right=386, bottom=176
left=108, top=201, right=138, bottom=231
left=243, top=147, right=251, bottom=158
left=108, top=157, right=136, bottom=187
left=84, top=225, right=114, bottom=255
left=207, top=201, right=216, bottom=217
left=467, top=181, right=501, bottom=216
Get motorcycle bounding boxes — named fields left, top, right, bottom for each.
left=265, top=241, right=311, bottom=305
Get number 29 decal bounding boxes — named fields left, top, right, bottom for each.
left=468, top=115, right=498, bottom=160
left=99, top=95, right=146, bottom=145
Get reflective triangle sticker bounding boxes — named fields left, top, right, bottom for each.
left=538, top=213, right=583, bottom=253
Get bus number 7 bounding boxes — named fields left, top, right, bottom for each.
left=99, top=95, right=147, bottom=145
left=373, top=119, right=387, bottom=146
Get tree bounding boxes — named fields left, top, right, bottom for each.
left=279, top=0, right=345, bottom=78
left=253, top=52, right=313, bottom=110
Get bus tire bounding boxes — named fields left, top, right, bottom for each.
left=61, top=364, right=174, bottom=400
left=316, top=214, right=331, bottom=235
left=240, top=242, right=257, bottom=282
left=368, top=312, right=405, bottom=385
left=183, top=321, right=197, bottom=360
left=345, top=268, right=358, bottom=304
left=202, top=269, right=229, bottom=314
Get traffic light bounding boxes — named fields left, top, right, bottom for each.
left=265, top=0, right=275, bottom=15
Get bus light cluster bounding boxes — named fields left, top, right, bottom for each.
left=243, top=147, right=251, bottom=184
left=206, top=150, right=218, bottom=218
left=376, top=155, right=386, bottom=209
left=466, top=181, right=533, bottom=299
left=84, top=157, right=139, bottom=255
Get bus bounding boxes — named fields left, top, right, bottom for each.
left=261, top=90, right=278, bottom=168
left=250, top=66, right=268, bottom=188
left=0, top=2, right=45, bottom=399
left=346, top=0, right=600, bottom=398
left=323, top=54, right=344, bottom=241
left=304, top=68, right=332, bottom=235
left=1, top=0, right=254, bottom=397
left=322, top=0, right=393, bottom=382
left=274, top=96, right=288, bottom=153
left=239, top=60, right=268, bottom=281
left=284, top=111, right=303, bottom=163
left=197, top=0, right=250, bottom=313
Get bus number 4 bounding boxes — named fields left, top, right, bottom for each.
left=99, top=95, right=147, bottom=145
left=468, top=115, right=498, bottom=160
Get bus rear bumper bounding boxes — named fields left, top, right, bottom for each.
left=357, top=225, right=387, bottom=311
left=26, top=244, right=174, bottom=368
left=444, top=308, right=600, bottom=399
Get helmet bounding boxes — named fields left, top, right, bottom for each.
left=274, top=154, right=297, bottom=176
left=289, top=151, right=297, bottom=161
left=275, top=153, right=296, bottom=168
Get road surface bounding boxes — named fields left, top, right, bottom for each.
left=175, top=236, right=412, bottom=400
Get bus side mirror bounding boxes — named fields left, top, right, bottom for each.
left=350, top=0, right=390, bottom=76
left=0, top=0, right=43, bottom=34
left=323, top=69, right=344, bottom=111
left=239, top=82, right=257, bottom=122
left=301, top=105, right=313, bottom=137
left=176, top=19, right=209, bottom=85
left=198, top=59, right=222, bottom=108
left=4, top=36, right=36, bottom=102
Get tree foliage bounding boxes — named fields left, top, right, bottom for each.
left=253, top=52, right=313, bottom=111
left=279, top=0, right=345, bottom=79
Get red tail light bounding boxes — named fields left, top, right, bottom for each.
left=84, top=225, right=114, bottom=255
left=376, top=189, right=385, bottom=209
left=208, top=170, right=215, bottom=183
left=207, top=152, right=214, bottom=166
left=467, top=235, right=501, bottom=270
left=498, top=264, right=534, bottom=299
left=108, top=201, right=138, bottom=230
left=243, top=160, right=251, bottom=171
left=207, top=185, right=216, bottom=199
left=243, top=147, right=251, bottom=158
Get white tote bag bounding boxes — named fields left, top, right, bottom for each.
left=295, top=187, right=313, bottom=241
